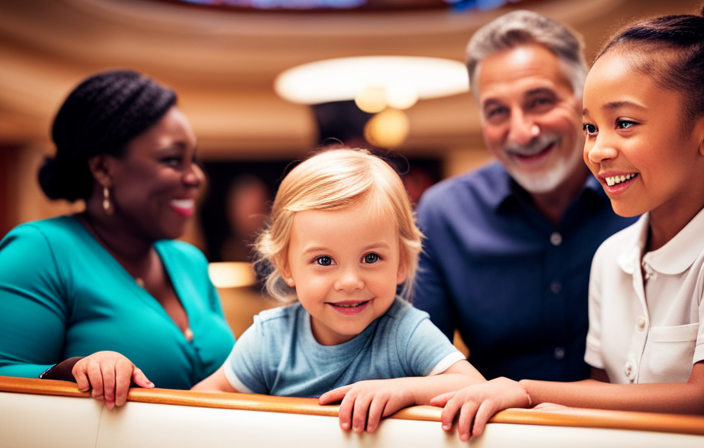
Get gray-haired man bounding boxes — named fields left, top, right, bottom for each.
left=413, top=11, right=636, bottom=382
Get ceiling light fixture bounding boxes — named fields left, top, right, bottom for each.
left=275, top=56, right=469, bottom=108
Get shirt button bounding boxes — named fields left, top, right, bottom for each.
left=550, top=232, right=562, bottom=246
left=550, top=281, right=562, bottom=294
left=554, top=347, right=565, bottom=360
left=636, top=316, right=646, bottom=331
left=624, top=362, right=633, bottom=378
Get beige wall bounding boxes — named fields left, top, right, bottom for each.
left=1, top=0, right=701, bottom=238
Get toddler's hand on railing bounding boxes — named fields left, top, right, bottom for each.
left=72, top=351, right=154, bottom=410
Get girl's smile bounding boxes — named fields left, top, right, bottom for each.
left=282, top=200, right=407, bottom=346
left=603, top=173, right=637, bottom=188
left=327, top=300, right=371, bottom=315
left=582, top=50, right=704, bottom=249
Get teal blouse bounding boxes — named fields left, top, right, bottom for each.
left=0, top=216, right=235, bottom=389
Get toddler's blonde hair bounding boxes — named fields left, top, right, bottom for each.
left=255, top=148, right=423, bottom=303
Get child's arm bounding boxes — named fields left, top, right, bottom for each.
left=191, top=366, right=239, bottom=393
left=318, top=360, right=485, bottom=433
left=432, top=361, right=704, bottom=441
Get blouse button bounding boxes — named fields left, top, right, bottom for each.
left=624, top=362, right=633, bottom=378
left=550, top=232, right=562, bottom=246
left=636, top=316, right=646, bottom=331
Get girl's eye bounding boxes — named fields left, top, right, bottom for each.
left=582, top=123, right=598, bottom=136
left=617, top=120, right=636, bottom=129
left=315, top=256, right=333, bottom=266
left=363, top=253, right=380, bottom=264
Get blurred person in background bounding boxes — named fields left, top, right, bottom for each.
left=413, top=11, right=636, bottom=382
left=220, top=174, right=271, bottom=262
left=0, top=70, right=234, bottom=409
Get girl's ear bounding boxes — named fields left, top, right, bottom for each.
left=396, top=259, right=408, bottom=286
left=276, top=259, right=295, bottom=287
left=88, top=155, right=114, bottom=188
left=695, top=115, right=704, bottom=157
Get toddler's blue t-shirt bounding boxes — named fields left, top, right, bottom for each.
left=223, top=297, right=465, bottom=397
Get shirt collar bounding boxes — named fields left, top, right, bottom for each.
left=644, top=206, right=704, bottom=275
left=618, top=207, right=704, bottom=275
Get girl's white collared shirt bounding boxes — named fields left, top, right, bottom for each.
left=585, top=208, right=704, bottom=384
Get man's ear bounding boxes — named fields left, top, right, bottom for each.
left=87, top=155, right=114, bottom=188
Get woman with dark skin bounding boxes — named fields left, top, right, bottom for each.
left=0, top=70, right=234, bottom=409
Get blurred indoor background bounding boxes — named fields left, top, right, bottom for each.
left=0, top=0, right=700, bottom=338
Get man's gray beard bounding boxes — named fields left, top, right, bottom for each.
left=507, top=140, right=584, bottom=194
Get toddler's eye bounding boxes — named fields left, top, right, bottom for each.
left=582, top=123, right=598, bottom=136
left=315, top=256, right=333, bottom=266
left=363, top=253, right=380, bottom=264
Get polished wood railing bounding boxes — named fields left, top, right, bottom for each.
left=2, top=375, right=703, bottom=436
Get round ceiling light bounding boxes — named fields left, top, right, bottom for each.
left=275, top=56, right=469, bottom=108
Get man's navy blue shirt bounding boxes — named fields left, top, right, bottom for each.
left=413, top=162, right=637, bottom=381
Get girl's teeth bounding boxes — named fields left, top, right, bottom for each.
left=605, top=174, right=636, bottom=186
left=335, top=301, right=367, bottom=308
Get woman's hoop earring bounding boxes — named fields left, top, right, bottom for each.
left=102, top=187, right=113, bottom=215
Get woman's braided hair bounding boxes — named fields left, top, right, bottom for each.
left=39, top=70, right=176, bottom=201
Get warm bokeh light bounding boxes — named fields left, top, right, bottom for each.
left=208, top=262, right=257, bottom=289
left=386, top=79, right=418, bottom=110
left=275, top=56, right=469, bottom=106
left=354, top=84, right=387, bottom=113
left=364, top=108, right=409, bottom=148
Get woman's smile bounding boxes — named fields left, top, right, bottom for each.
left=169, top=198, right=196, bottom=217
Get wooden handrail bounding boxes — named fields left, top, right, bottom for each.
left=2, top=376, right=704, bottom=436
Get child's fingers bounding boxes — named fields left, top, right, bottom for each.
left=430, top=390, right=456, bottom=408
left=470, top=401, right=496, bottom=439
left=351, top=393, right=373, bottom=433
left=72, top=363, right=91, bottom=393
left=365, top=396, right=387, bottom=433
left=319, top=385, right=352, bottom=405
left=114, top=364, right=131, bottom=408
left=85, top=361, right=106, bottom=403
left=458, top=400, right=479, bottom=442
left=439, top=394, right=463, bottom=430
left=337, top=391, right=357, bottom=431
left=131, top=367, right=154, bottom=389
left=101, top=364, right=116, bottom=410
